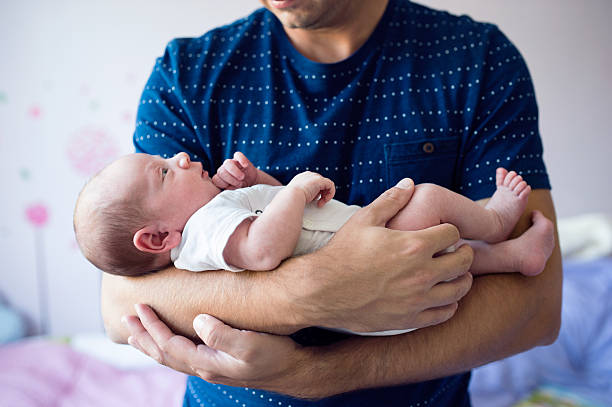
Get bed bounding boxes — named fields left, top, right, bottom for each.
left=470, top=258, right=612, bottom=407
left=0, top=334, right=186, bottom=406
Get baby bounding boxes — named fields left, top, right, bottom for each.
left=74, top=151, right=554, bottom=281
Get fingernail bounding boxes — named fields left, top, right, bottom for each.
left=134, top=303, right=145, bottom=316
left=193, top=314, right=208, bottom=331
left=396, top=178, right=414, bottom=189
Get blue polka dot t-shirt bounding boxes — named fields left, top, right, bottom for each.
left=134, top=0, right=550, bottom=405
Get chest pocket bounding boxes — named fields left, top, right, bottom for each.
left=385, top=137, right=460, bottom=189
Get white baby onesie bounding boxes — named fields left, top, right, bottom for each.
left=170, top=184, right=360, bottom=272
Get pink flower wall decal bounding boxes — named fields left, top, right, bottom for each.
left=28, top=105, right=42, bottom=119
left=25, top=203, right=49, bottom=228
left=66, top=126, right=119, bottom=177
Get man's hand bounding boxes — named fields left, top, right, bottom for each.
left=125, top=304, right=316, bottom=398
left=286, top=171, right=336, bottom=207
left=289, top=178, right=474, bottom=333
left=213, top=151, right=258, bottom=189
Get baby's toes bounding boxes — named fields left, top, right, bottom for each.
left=496, top=167, right=508, bottom=187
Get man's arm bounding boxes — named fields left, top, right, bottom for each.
left=103, top=180, right=474, bottom=343
left=122, top=188, right=561, bottom=399
left=307, top=189, right=561, bottom=394
left=342, top=189, right=561, bottom=382
left=308, top=189, right=562, bottom=396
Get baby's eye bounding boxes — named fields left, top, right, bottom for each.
left=161, top=168, right=169, bottom=178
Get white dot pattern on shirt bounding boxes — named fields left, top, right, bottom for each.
left=138, top=4, right=548, bottom=403
left=136, top=4, right=546, bottom=202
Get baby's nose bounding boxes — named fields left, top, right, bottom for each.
left=175, top=152, right=190, bottom=168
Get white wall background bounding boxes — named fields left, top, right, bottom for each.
left=0, top=0, right=610, bottom=336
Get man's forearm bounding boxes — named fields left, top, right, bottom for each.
left=101, top=262, right=309, bottom=343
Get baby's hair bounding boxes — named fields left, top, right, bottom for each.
left=74, top=170, right=164, bottom=277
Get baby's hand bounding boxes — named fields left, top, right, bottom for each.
left=287, top=171, right=336, bottom=207
left=213, top=152, right=258, bottom=190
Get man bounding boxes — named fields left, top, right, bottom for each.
left=103, top=0, right=562, bottom=405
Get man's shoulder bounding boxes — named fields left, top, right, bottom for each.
left=394, top=0, right=505, bottom=53
left=404, top=1, right=497, bottom=32
left=163, top=8, right=269, bottom=57
left=389, top=1, right=517, bottom=74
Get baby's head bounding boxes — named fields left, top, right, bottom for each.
left=74, top=152, right=220, bottom=276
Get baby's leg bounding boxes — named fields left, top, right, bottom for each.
left=386, top=168, right=530, bottom=243
left=467, top=210, right=555, bottom=276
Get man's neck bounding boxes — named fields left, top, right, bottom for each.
left=283, top=0, right=389, bottom=64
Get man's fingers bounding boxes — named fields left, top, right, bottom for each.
left=127, top=335, right=146, bottom=354
left=194, top=314, right=276, bottom=364
left=412, top=303, right=459, bottom=329
left=132, top=304, right=201, bottom=373
left=417, top=223, right=462, bottom=254
left=193, top=314, right=243, bottom=356
left=426, top=272, right=473, bottom=308
left=359, top=178, right=415, bottom=226
left=123, top=312, right=164, bottom=363
left=134, top=304, right=176, bottom=347
left=429, top=243, right=474, bottom=283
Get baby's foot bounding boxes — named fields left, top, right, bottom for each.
left=515, top=210, right=555, bottom=276
left=484, top=168, right=531, bottom=242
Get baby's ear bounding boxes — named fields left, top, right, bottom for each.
left=133, top=226, right=182, bottom=253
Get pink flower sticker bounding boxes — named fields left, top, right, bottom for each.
left=66, top=126, right=119, bottom=176
left=25, top=203, right=49, bottom=228
left=28, top=105, right=42, bottom=119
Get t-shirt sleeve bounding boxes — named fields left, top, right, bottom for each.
left=171, top=190, right=256, bottom=272
left=458, top=26, right=551, bottom=201
left=133, top=40, right=212, bottom=170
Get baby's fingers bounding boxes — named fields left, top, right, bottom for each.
left=233, top=152, right=253, bottom=170
left=317, top=180, right=336, bottom=207
left=212, top=173, right=230, bottom=189
left=215, top=166, right=244, bottom=189
left=222, top=159, right=246, bottom=181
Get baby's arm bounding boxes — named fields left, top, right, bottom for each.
left=223, top=172, right=335, bottom=271
left=213, top=151, right=281, bottom=189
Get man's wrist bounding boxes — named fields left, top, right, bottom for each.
left=276, top=250, right=336, bottom=330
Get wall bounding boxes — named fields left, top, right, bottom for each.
left=0, top=0, right=609, bottom=336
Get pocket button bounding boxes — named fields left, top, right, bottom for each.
left=422, top=142, right=435, bottom=154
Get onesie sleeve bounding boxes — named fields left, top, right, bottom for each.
left=171, top=190, right=256, bottom=272
left=458, top=26, right=551, bottom=201
left=133, top=40, right=211, bottom=170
